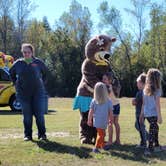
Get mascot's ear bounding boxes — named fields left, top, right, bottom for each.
left=111, top=37, right=116, bottom=42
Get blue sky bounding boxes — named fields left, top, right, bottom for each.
left=32, top=0, right=165, bottom=34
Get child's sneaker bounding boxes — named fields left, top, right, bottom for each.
left=103, top=145, right=111, bottom=151
left=135, top=144, right=146, bottom=149
left=92, top=148, right=100, bottom=153
left=154, top=146, right=163, bottom=152
left=113, top=140, right=121, bottom=145
left=144, top=148, right=152, bottom=156
left=161, top=146, right=166, bottom=151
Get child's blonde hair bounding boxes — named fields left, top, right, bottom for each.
left=94, top=82, right=109, bottom=104
left=136, top=72, right=146, bottom=84
left=144, top=68, right=162, bottom=96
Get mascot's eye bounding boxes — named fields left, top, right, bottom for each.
left=100, top=47, right=104, bottom=51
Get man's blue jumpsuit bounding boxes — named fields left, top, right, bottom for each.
left=9, top=57, right=47, bottom=139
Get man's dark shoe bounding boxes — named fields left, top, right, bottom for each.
left=38, top=134, right=47, bottom=141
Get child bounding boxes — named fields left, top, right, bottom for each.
left=102, top=72, right=121, bottom=145
left=87, top=82, right=113, bottom=153
left=132, top=73, right=148, bottom=148
left=140, top=68, right=163, bottom=155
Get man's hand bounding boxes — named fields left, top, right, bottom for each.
left=132, top=98, right=137, bottom=106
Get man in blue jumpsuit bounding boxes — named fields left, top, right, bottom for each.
left=9, top=43, right=48, bottom=141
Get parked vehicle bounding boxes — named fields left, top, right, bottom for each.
left=0, top=58, right=21, bottom=111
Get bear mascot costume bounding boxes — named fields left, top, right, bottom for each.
left=73, top=34, right=119, bottom=144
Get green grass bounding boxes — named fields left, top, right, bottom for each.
left=0, top=97, right=166, bottom=166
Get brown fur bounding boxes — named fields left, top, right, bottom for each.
left=76, top=34, right=116, bottom=144
left=77, top=35, right=116, bottom=97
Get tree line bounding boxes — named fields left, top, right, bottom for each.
left=0, top=0, right=166, bottom=97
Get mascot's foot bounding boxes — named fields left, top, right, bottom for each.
left=80, top=138, right=94, bottom=145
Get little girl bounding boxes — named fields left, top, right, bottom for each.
left=140, top=68, right=163, bottom=155
left=102, top=72, right=121, bottom=145
left=87, top=82, right=113, bottom=153
left=132, top=72, right=148, bottom=148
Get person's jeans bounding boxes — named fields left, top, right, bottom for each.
left=17, top=91, right=46, bottom=138
left=135, top=116, right=148, bottom=146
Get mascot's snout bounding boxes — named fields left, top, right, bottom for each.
left=104, top=53, right=110, bottom=59
left=94, top=51, right=111, bottom=65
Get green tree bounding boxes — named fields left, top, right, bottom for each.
left=24, top=19, right=46, bottom=55
left=42, top=16, right=51, bottom=32
left=98, top=1, right=135, bottom=95
left=0, top=0, right=14, bottom=53
left=58, top=0, right=92, bottom=54
left=49, top=0, right=93, bottom=97
left=148, top=2, right=166, bottom=95
left=13, top=0, right=36, bottom=57
left=124, top=0, right=151, bottom=57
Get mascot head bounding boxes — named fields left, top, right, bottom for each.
left=85, top=34, right=116, bottom=65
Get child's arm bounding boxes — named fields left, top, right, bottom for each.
left=139, top=97, right=144, bottom=124
left=87, top=109, right=94, bottom=126
left=132, top=92, right=140, bottom=106
left=156, top=96, right=162, bottom=124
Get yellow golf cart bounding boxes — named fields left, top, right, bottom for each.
left=0, top=52, right=21, bottom=111
left=0, top=68, right=21, bottom=111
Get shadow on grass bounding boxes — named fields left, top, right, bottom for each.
left=48, top=109, right=57, bottom=113
left=45, top=110, right=57, bottom=115
left=0, top=109, right=56, bottom=115
left=0, top=110, right=22, bottom=115
left=105, top=144, right=166, bottom=163
left=33, top=139, right=92, bottom=159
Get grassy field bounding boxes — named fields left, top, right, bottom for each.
left=0, top=97, right=166, bottom=166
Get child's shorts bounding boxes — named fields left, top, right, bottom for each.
left=113, top=104, right=120, bottom=116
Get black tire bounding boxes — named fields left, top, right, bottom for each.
left=9, top=95, right=22, bottom=112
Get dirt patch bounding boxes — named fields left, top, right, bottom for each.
left=0, top=131, right=70, bottom=139
left=47, top=132, right=70, bottom=137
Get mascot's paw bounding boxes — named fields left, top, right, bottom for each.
left=80, top=138, right=94, bottom=145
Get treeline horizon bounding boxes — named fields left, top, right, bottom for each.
left=0, top=0, right=166, bottom=97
